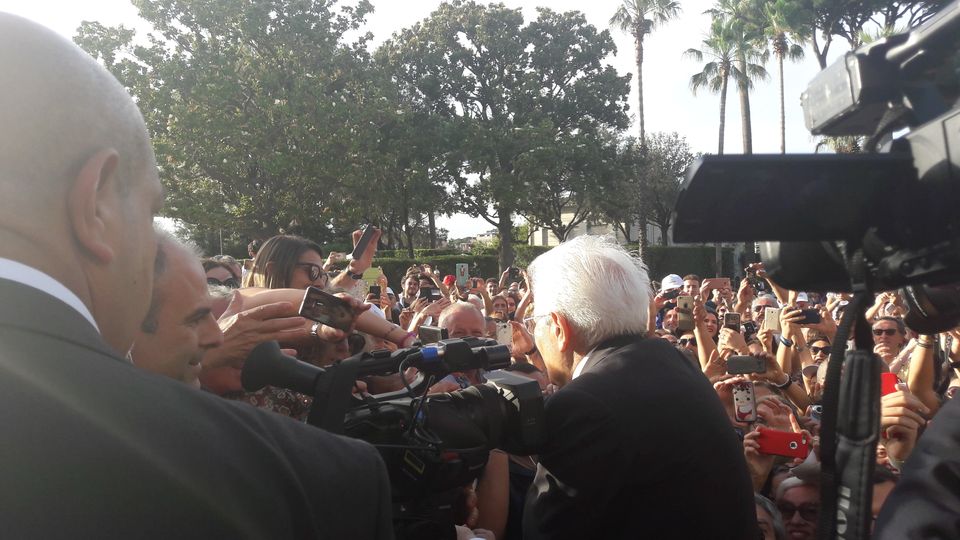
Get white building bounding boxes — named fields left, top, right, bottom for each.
left=527, top=209, right=670, bottom=247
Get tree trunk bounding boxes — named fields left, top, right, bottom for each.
left=400, top=202, right=414, bottom=259
left=718, top=75, right=728, bottom=155
left=497, top=208, right=515, bottom=272
left=428, top=211, right=437, bottom=249
left=778, top=52, right=786, bottom=154
left=717, top=74, right=729, bottom=276
left=737, top=53, right=752, bottom=154
left=659, top=220, right=669, bottom=246
left=635, top=32, right=645, bottom=144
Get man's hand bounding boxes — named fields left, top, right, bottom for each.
left=509, top=320, right=535, bottom=359
left=874, top=343, right=897, bottom=364
left=204, top=302, right=307, bottom=371
left=779, top=306, right=804, bottom=340
left=881, top=384, right=929, bottom=463
left=718, top=328, right=749, bottom=355
left=737, top=278, right=754, bottom=306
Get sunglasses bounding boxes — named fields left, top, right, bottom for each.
left=296, top=263, right=328, bottom=284
left=207, top=277, right=239, bottom=288
left=679, top=338, right=697, bottom=347
left=811, top=345, right=832, bottom=355
left=872, top=328, right=899, bottom=337
left=777, top=503, right=819, bottom=522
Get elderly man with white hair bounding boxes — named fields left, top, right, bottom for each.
left=522, top=235, right=758, bottom=539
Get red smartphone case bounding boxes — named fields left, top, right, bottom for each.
left=756, top=428, right=810, bottom=459
left=881, top=372, right=900, bottom=396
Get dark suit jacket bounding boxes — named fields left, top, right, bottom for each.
left=523, top=335, right=758, bottom=540
left=0, top=279, right=393, bottom=538
left=875, top=395, right=960, bottom=538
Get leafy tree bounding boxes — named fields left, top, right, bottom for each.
left=76, top=0, right=383, bottom=253
left=381, top=1, right=630, bottom=269
left=592, top=135, right=646, bottom=244
left=642, top=132, right=696, bottom=245
left=609, top=0, right=682, bottom=144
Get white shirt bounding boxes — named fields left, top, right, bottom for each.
left=571, top=345, right=601, bottom=380
left=0, top=257, right=100, bottom=333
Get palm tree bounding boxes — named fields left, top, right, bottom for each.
left=610, top=0, right=682, bottom=144
left=685, top=18, right=764, bottom=274
left=705, top=0, right=768, bottom=155
left=763, top=0, right=808, bottom=153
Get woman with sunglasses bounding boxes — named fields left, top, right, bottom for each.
left=202, top=258, right=241, bottom=289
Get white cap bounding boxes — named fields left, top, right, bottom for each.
left=661, top=274, right=684, bottom=290
left=365, top=304, right=386, bottom=319
left=386, top=287, right=395, bottom=296
left=797, top=292, right=809, bottom=303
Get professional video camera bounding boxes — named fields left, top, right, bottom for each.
left=674, top=1, right=960, bottom=332
left=673, top=3, right=959, bottom=539
left=241, top=337, right=545, bottom=540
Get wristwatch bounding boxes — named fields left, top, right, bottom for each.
left=344, top=266, right=363, bottom=280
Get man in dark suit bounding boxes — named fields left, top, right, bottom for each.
left=522, top=236, right=758, bottom=539
left=0, top=13, right=392, bottom=538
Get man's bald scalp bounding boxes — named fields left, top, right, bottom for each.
left=0, top=13, right=152, bottom=211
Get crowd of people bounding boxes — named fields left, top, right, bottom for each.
left=4, top=10, right=960, bottom=540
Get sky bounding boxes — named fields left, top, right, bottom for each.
left=0, top=0, right=844, bottom=238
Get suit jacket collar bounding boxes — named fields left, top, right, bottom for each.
left=578, top=334, right=645, bottom=376
left=0, top=278, right=121, bottom=360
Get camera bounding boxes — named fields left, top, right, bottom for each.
left=673, top=3, right=960, bottom=333
left=241, top=337, right=545, bottom=539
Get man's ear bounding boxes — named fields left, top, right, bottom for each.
left=551, top=312, right=576, bottom=354
left=68, top=149, right=120, bottom=264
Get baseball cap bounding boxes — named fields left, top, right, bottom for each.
left=443, top=275, right=456, bottom=287
left=661, top=274, right=684, bottom=291
left=797, top=292, right=809, bottom=303
left=386, top=287, right=395, bottom=296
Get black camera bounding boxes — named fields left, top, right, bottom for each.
left=241, top=337, right=545, bottom=540
left=673, top=2, right=960, bottom=332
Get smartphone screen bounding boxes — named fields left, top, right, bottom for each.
left=456, top=263, right=470, bottom=287
left=349, top=224, right=376, bottom=261
left=369, top=285, right=381, bottom=298
left=298, top=286, right=354, bottom=331
left=724, top=312, right=741, bottom=332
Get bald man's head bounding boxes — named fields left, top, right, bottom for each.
left=0, top=13, right=164, bottom=355
left=0, top=13, right=154, bottom=208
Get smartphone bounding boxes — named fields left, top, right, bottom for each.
left=724, top=312, right=742, bottom=332
left=881, top=372, right=900, bottom=396
left=298, top=286, right=354, bottom=332
left=456, top=263, right=470, bottom=287
left=349, top=224, right=376, bottom=260
left=495, top=321, right=513, bottom=346
left=727, top=355, right=766, bottom=375
left=676, top=295, right=695, bottom=332
left=732, top=380, right=757, bottom=423
left=742, top=321, right=758, bottom=337
left=809, top=404, right=823, bottom=422
left=762, top=307, right=782, bottom=333
left=756, top=428, right=811, bottom=459
left=418, top=325, right=449, bottom=344
left=715, top=277, right=731, bottom=291
left=662, top=288, right=681, bottom=300
left=798, top=309, right=822, bottom=325
left=368, top=285, right=381, bottom=298
left=507, top=267, right=521, bottom=282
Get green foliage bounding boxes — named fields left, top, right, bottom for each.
left=471, top=244, right=553, bottom=269
left=642, top=132, right=697, bottom=245
left=380, top=1, right=630, bottom=269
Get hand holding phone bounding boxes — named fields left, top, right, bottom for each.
left=755, top=427, right=811, bottom=459
left=348, top=224, right=378, bottom=261
left=298, top=286, right=355, bottom=332
left=732, top=380, right=758, bottom=423
left=677, top=295, right=695, bottom=332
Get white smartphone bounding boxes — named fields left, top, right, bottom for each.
left=732, top=381, right=758, bottom=423
left=762, top=307, right=782, bottom=334
left=495, top=321, right=513, bottom=346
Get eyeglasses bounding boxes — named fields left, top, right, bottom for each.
left=296, top=263, right=328, bottom=285
left=679, top=338, right=697, bottom=347
left=207, top=277, right=239, bottom=288
left=777, top=503, right=819, bottom=522
left=523, top=314, right=550, bottom=331
left=811, top=345, right=832, bottom=355
left=872, top=328, right=899, bottom=337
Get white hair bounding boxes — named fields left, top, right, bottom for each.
left=528, top=235, right=650, bottom=349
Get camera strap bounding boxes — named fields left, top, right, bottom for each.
left=817, top=290, right=881, bottom=540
